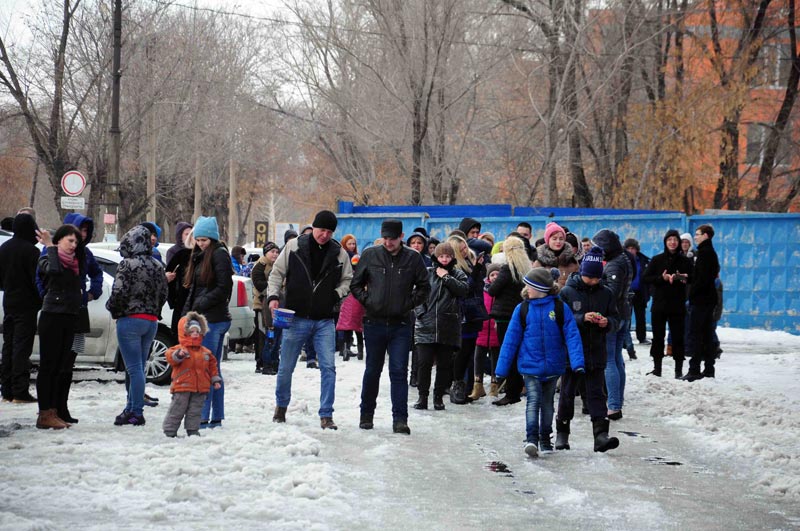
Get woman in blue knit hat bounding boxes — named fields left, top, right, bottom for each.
left=182, top=216, right=233, bottom=428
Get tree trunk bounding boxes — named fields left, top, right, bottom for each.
left=713, top=112, right=742, bottom=209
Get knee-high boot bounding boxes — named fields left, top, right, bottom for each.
left=593, top=419, right=619, bottom=453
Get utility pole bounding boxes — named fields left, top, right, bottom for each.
left=105, top=0, right=122, bottom=241
left=146, top=36, right=157, bottom=222
left=193, top=156, right=202, bottom=221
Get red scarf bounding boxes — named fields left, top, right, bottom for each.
left=58, top=249, right=79, bottom=275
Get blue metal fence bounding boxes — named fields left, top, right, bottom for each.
left=335, top=204, right=800, bottom=334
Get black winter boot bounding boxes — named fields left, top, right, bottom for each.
left=433, top=393, right=445, bottom=410
left=413, top=393, right=429, bottom=410
left=450, top=380, right=468, bottom=404
left=592, top=419, right=620, bottom=453
left=647, top=356, right=662, bottom=377
left=555, top=419, right=570, bottom=450
left=674, top=359, right=684, bottom=379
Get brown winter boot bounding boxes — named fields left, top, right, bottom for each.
left=488, top=381, right=500, bottom=397
left=36, top=409, right=68, bottom=430
left=468, top=380, right=486, bottom=400
left=273, top=406, right=287, bottom=423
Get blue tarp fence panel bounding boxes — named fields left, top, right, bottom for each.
left=335, top=204, right=800, bottom=334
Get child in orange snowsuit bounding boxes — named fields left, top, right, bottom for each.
left=162, top=311, right=221, bottom=437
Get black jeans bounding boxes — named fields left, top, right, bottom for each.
left=651, top=308, right=686, bottom=361
left=36, top=312, right=75, bottom=411
left=557, top=367, right=607, bottom=422
left=416, top=343, right=453, bottom=397
left=473, top=345, right=499, bottom=380
left=1, top=310, right=38, bottom=398
left=452, top=336, right=476, bottom=384
left=688, top=304, right=716, bottom=375
left=631, top=290, right=648, bottom=342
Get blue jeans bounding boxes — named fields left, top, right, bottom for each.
left=605, top=319, right=627, bottom=411
left=522, top=375, right=557, bottom=445
left=201, top=320, right=231, bottom=422
left=275, top=317, right=336, bottom=418
left=360, top=320, right=412, bottom=421
left=117, top=317, right=158, bottom=415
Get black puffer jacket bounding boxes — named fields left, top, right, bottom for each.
left=107, top=226, right=169, bottom=319
left=39, top=246, right=84, bottom=315
left=593, top=229, right=633, bottom=321
left=643, top=229, right=693, bottom=314
left=350, top=244, right=430, bottom=322
left=183, top=242, right=233, bottom=323
left=559, top=273, right=619, bottom=370
left=0, top=214, right=42, bottom=313
left=689, top=239, right=720, bottom=306
left=414, top=260, right=469, bottom=348
left=486, top=264, right=525, bottom=320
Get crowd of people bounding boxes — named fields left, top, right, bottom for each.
left=0, top=207, right=722, bottom=457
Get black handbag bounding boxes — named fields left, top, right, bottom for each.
left=74, top=306, right=91, bottom=334
left=460, top=295, right=489, bottom=324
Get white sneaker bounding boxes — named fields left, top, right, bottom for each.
left=524, top=442, right=539, bottom=458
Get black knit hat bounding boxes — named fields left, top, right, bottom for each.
left=312, top=210, right=338, bottom=232
left=263, top=241, right=279, bottom=255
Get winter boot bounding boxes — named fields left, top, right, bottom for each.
left=392, top=420, right=411, bottom=435
left=413, top=393, right=429, bottom=410
left=433, top=393, right=445, bottom=411
left=468, top=380, right=486, bottom=400
left=674, top=359, right=684, bottom=379
left=359, top=414, right=374, bottom=430
left=647, top=356, right=662, bottom=377
left=36, top=409, right=68, bottom=430
left=450, top=380, right=468, bottom=404
left=273, top=406, right=287, bottom=423
left=592, top=419, right=620, bottom=452
left=320, top=417, right=338, bottom=430
left=555, top=419, right=570, bottom=450
left=627, top=345, right=637, bottom=360
left=666, top=344, right=673, bottom=357
left=488, top=381, right=499, bottom=397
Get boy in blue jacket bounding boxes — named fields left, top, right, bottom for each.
left=496, top=268, right=584, bottom=458
left=558, top=247, right=621, bottom=453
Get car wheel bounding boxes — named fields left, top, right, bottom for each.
left=146, top=328, right=175, bottom=386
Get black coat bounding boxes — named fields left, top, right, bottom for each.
left=644, top=247, right=693, bottom=314
left=351, top=244, right=430, bottom=322
left=593, top=230, right=633, bottom=320
left=0, top=214, right=42, bottom=313
left=486, top=264, right=524, bottom=320
left=183, top=243, right=233, bottom=323
left=689, top=239, right=720, bottom=306
left=559, top=273, right=619, bottom=370
left=38, top=246, right=83, bottom=315
left=414, top=263, right=469, bottom=348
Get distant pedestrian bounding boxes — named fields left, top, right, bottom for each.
left=683, top=225, right=720, bottom=381
left=0, top=213, right=42, bottom=404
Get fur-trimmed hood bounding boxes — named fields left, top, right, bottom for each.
left=178, top=311, right=209, bottom=348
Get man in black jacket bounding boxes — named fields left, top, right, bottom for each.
left=267, top=210, right=353, bottom=429
left=683, top=224, right=721, bottom=381
left=0, top=213, right=42, bottom=403
left=351, top=219, right=430, bottom=435
left=643, top=229, right=693, bottom=378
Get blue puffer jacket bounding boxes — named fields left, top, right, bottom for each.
left=495, top=295, right=585, bottom=380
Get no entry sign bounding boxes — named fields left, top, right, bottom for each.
left=61, top=171, right=86, bottom=196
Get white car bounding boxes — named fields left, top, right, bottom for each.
left=0, top=239, right=255, bottom=385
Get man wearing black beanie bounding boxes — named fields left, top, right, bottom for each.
left=267, top=209, right=352, bottom=430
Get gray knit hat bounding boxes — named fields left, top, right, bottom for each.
left=523, top=267, right=555, bottom=293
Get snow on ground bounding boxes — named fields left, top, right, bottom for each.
left=1, top=327, right=799, bottom=530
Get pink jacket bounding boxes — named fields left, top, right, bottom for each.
left=476, top=289, right=500, bottom=348
left=336, top=294, right=365, bottom=332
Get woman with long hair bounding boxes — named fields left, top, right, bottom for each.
left=34, top=224, right=85, bottom=429
left=487, top=236, right=532, bottom=406
left=182, top=216, right=233, bottom=428
left=336, top=234, right=365, bottom=361
left=446, top=234, right=486, bottom=404
left=107, top=225, right=169, bottom=426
